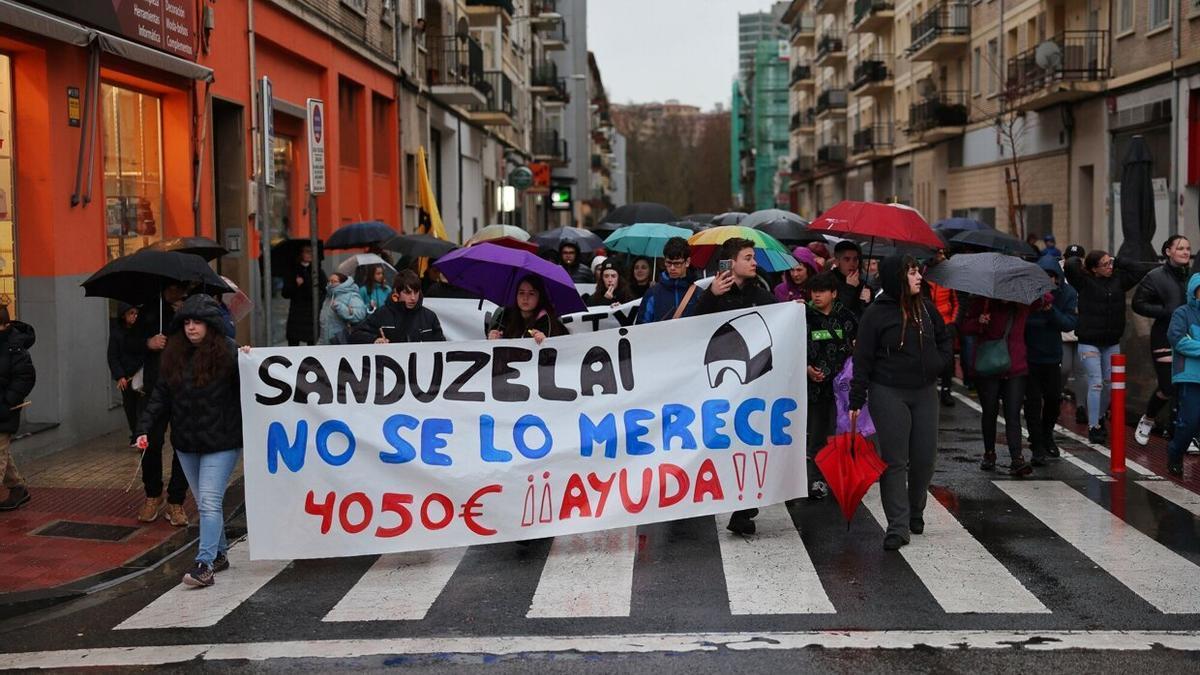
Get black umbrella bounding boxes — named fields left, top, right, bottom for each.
left=711, top=211, right=749, bottom=226
left=950, top=229, right=1038, bottom=258
left=326, top=220, right=398, bottom=250
left=670, top=220, right=711, bottom=233
left=745, top=209, right=810, bottom=245
left=925, top=252, right=1053, bottom=304
left=533, top=226, right=606, bottom=253
left=146, top=236, right=228, bottom=261
left=382, top=234, right=458, bottom=260
left=1118, top=135, right=1158, bottom=262
left=270, top=238, right=325, bottom=278
left=82, top=250, right=232, bottom=305
left=861, top=240, right=935, bottom=260
left=600, top=202, right=678, bottom=226
left=684, top=213, right=715, bottom=225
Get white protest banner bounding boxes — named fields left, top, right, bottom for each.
left=239, top=303, right=808, bottom=560
left=561, top=298, right=641, bottom=333
left=423, top=297, right=498, bottom=342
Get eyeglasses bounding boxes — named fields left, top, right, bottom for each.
left=1098, top=260, right=1114, bottom=268
left=664, top=259, right=688, bottom=268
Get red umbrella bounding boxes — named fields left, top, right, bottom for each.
left=808, top=201, right=944, bottom=250
left=814, top=431, right=887, bottom=524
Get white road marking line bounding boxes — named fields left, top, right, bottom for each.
left=1051, top=425, right=1157, bottom=477
left=526, top=527, right=638, bottom=618
left=715, top=504, right=835, bottom=614
left=863, top=485, right=1048, bottom=614
left=996, top=481, right=1200, bottom=614
left=950, top=391, right=1113, bottom=481
left=116, top=543, right=290, bottom=630
left=1136, top=480, right=1200, bottom=517
left=11, top=631, right=1200, bottom=667
left=322, top=548, right=467, bottom=622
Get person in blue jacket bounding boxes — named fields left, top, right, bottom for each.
left=1023, top=256, right=1079, bottom=465
left=1166, top=273, right=1200, bottom=477
left=636, top=237, right=701, bottom=323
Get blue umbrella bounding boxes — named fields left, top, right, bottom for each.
left=933, top=217, right=990, bottom=232
left=435, top=243, right=587, bottom=314
left=325, top=220, right=398, bottom=249
left=604, top=223, right=694, bottom=257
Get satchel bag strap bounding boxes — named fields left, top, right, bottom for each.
left=672, top=283, right=699, bottom=320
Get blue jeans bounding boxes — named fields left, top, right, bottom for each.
left=1168, top=384, right=1200, bottom=464
left=1078, top=343, right=1120, bottom=429
left=176, top=448, right=241, bottom=565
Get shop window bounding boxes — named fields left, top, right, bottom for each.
left=102, top=83, right=163, bottom=260
left=372, top=95, right=391, bottom=175
left=339, top=78, right=362, bottom=169
left=0, top=55, right=16, bottom=315
left=269, top=134, right=295, bottom=241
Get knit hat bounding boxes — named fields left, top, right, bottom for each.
left=170, top=294, right=226, bottom=334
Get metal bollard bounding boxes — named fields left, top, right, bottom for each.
left=1110, top=353, right=1126, bottom=474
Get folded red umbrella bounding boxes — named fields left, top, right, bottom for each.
left=814, top=431, right=887, bottom=524
left=808, top=200, right=944, bottom=250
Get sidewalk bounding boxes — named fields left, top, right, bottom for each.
left=0, top=430, right=244, bottom=618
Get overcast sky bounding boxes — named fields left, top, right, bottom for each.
left=587, top=0, right=780, bottom=111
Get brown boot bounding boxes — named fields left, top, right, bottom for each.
left=137, top=495, right=164, bottom=523
left=164, top=503, right=189, bottom=527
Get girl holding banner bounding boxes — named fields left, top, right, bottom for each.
left=489, top=276, right=568, bottom=345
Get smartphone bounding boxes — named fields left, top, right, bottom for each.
left=718, top=259, right=733, bottom=274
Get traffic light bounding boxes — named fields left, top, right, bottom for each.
left=549, top=186, right=572, bottom=211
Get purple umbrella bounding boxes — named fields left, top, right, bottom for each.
left=434, top=243, right=587, bottom=315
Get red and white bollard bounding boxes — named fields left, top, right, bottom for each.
left=1110, top=353, right=1126, bottom=474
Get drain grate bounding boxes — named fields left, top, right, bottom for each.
left=33, top=521, right=139, bottom=542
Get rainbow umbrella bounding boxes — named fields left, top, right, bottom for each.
left=688, top=226, right=798, bottom=272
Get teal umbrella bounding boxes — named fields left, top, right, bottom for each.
left=603, top=223, right=694, bottom=258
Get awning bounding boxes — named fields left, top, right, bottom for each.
left=0, top=0, right=213, bottom=82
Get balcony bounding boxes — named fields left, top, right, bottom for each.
left=815, top=88, right=848, bottom=118
left=790, top=13, right=816, bottom=45
left=529, top=0, right=562, bottom=28
left=852, top=0, right=895, bottom=34
left=851, top=124, right=893, bottom=159
left=1004, top=31, right=1109, bottom=111
left=817, top=143, right=847, bottom=167
left=465, top=0, right=514, bottom=27
left=531, top=61, right=569, bottom=102
left=814, top=0, right=847, bottom=14
left=815, top=34, right=846, bottom=65
left=469, top=71, right=515, bottom=127
left=533, top=129, right=569, bottom=165
left=790, top=63, right=814, bottom=90
left=908, top=1, right=970, bottom=61
left=907, top=91, right=968, bottom=141
left=790, top=108, right=816, bottom=134
left=427, top=36, right=487, bottom=107
left=850, top=55, right=893, bottom=96
left=790, top=156, right=815, bottom=177
left=541, top=22, right=568, bottom=51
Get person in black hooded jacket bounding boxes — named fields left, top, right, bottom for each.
left=108, top=303, right=144, bottom=447
left=0, top=306, right=35, bottom=512
left=350, top=270, right=446, bottom=344
left=136, top=294, right=241, bottom=588
left=850, top=255, right=951, bottom=551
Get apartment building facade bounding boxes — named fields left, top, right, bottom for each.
left=781, top=0, right=1200, bottom=254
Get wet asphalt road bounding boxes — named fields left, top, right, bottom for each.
left=1, top=395, right=1198, bottom=672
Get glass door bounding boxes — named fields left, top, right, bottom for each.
left=101, top=82, right=164, bottom=260
left=0, top=55, right=17, bottom=316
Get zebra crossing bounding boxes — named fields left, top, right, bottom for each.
left=112, top=478, right=1200, bottom=633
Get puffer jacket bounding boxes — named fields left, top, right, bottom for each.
left=137, top=295, right=241, bottom=454
left=1064, top=256, right=1145, bottom=347
left=1133, top=260, right=1191, bottom=350
left=0, top=322, right=35, bottom=435
left=636, top=272, right=701, bottom=323
left=320, top=278, right=368, bottom=344
left=1168, top=273, right=1200, bottom=385
left=1025, top=256, right=1079, bottom=365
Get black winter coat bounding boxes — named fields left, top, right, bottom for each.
left=849, top=294, right=951, bottom=410
left=137, top=339, right=242, bottom=454
left=282, top=263, right=327, bottom=344
left=107, top=320, right=144, bottom=381
left=695, top=279, right=778, bottom=315
left=1132, top=261, right=1191, bottom=350
left=349, top=300, right=445, bottom=344
left=126, top=300, right=175, bottom=391
left=1064, top=257, right=1145, bottom=347
left=0, top=323, right=35, bottom=435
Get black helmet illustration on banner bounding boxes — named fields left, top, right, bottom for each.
left=704, top=312, right=774, bottom=387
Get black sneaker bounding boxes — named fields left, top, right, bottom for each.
left=1087, top=426, right=1107, bottom=445
left=882, top=533, right=909, bottom=550
left=1046, top=440, right=1061, bottom=458
left=1009, top=458, right=1034, bottom=477
left=1076, top=407, right=1088, bottom=424
left=1167, top=461, right=1183, bottom=477
left=0, top=486, right=30, bottom=511
left=980, top=452, right=996, bottom=471
left=1030, top=453, right=1047, bottom=468
left=910, top=518, right=925, bottom=535
left=183, top=562, right=214, bottom=588
left=939, top=388, right=955, bottom=407
left=212, top=552, right=229, bottom=573
left=726, top=512, right=757, bottom=536
left=808, top=480, right=829, bottom=501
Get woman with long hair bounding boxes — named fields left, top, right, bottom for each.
left=489, top=275, right=568, bottom=344
left=1132, top=235, right=1193, bottom=445
left=136, top=295, right=241, bottom=588
left=587, top=261, right=633, bottom=307
left=629, top=257, right=654, bottom=300
left=358, top=264, right=390, bottom=314
left=849, top=255, right=952, bottom=551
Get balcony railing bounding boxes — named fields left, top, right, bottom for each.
left=1004, top=30, right=1109, bottom=100
left=907, top=91, right=969, bottom=133
left=541, top=21, right=568, bottom=46
left=852, top=124, right=893, bottom=154
left=815, top=88, right=848, bottom=115
left=817, top=34, right=846, bottom=61
left=853, top=0, right=895, bottom=28
left=466, top=0, right=515, bottom=14
left=426, top=35, right=485, bottom=91
left=534, top=129, right=568, bottom=161
left=817, top=144, right=847, bottom=165
left=532, top=61, right=568, bottom=100
left=851, top=55, right=891, bottom=91
left=790, top=13, right=815, bottom=41
left=471, top=71, right=515, bottom=119
left=791, top=156, right=815, bottom=175
left=909, top=1, right=970, bottom=55
left=530, top=0, right=557, bottom=15
left=790, top=63, right=813, bottom=86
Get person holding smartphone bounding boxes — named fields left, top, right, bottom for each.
left=695, top=238, right=778, bottom=536
left=350, top=270, right=445, bottom=344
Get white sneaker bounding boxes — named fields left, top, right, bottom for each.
left=1134, top=415, right=1153, bottom=446
left=1188, top=439, right=1200, bottom=456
